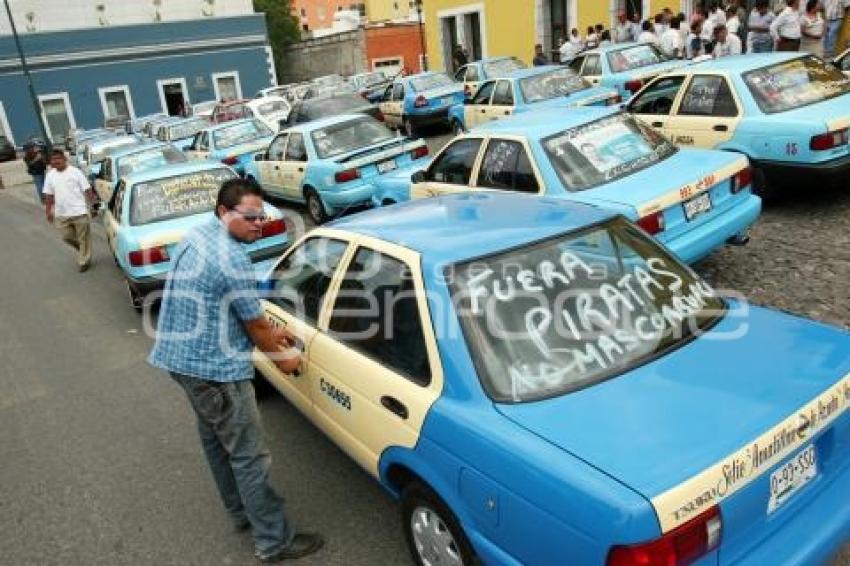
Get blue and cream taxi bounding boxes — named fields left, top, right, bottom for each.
left=93, top=142, right=187, bottom=202
left=79, top=134, right=144, bottom=180
left=626, top=53, right=850, bottom=192
left=254, top=191, right=850, bottom=566
left=568, top=42, right=688, bottom=99
left=101, top=161, right=287, bottom=311
left=452, top=55, right=527, bottom=98
left=405, top=107, right=760, bottom=265
left=184, top=118, right=275, bottom=175
left=448, top=65, right=620, bottom=134
left=244, top=113, right=429, bottom=225
left=378, top=71, right=465, bottom=136
left=154, top=117, right=211, bottom=151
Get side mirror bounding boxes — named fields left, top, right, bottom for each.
left=411, top=170, right=426, bottom=183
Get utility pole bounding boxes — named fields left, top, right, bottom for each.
left=416, top=0, right=427, bottom=71
left=3, top=0, right=50, bottom=145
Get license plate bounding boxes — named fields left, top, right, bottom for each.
left=683, top=192, right=712, bottom=221
left=767, top=444, right=817, bottom=514
left=377, top=159, right=397, bottom=174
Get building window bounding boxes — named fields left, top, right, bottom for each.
left=373, top=57, right=404, bottom=76
left=38, top=93, right=76, bottom=143
left=212, top=71, right=242, bottom=102
left=98, top=85, right=135, bottom=126
left=300, top=8, right=306, bottom=16
left=318, top=5, right=326, bottom=19
left=302, top=23, right=309, bottom=31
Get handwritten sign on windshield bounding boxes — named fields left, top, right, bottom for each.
left=131, top=168, right=235, bottom=224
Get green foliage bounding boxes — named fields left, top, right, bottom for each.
left=253, top=0, right=301, bottom=82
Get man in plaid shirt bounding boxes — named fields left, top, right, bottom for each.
left=149, top=178, right=323, bottom=563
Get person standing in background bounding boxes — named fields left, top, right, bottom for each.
left=532, top=43, right=549, bottom=66
left=661, top=17, right=685, bottom=58
left=748, top=0, right=777, bottom=52
left=771, top=0, right=802, bottom=51
left=823, top=0, right=845, bottom=56
left=800, top=0, right=825, bottom=56
left=688, top=20, right=706, bottom=58
left=726, top=6, right=742, bottom=38
left=586, top=25, right=599, bottom=48
left=43, top=149, right=96, bottom=272
left=713, top=23, right=743, bottom=56
left=638, top=20, right=660, bottom=45
left=614, top=11, right=633, bottom=43
left=23, top=141, right=47, bottom=205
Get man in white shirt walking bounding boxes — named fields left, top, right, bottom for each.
left=43, top=149, right=96, bottom=272
left=771, top=0, right=802, bottom=51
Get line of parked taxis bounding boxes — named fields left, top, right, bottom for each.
left=73, top=45, right=850, bottom=565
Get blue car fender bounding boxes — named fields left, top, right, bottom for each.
left=448, top=103, right=466, bottom=130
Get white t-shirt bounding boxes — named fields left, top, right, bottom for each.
left=660, top=28, right=684, bottom=56
left=713, top=33, right=743, bottom=57
left=727, top=15, right=741, bottom=35
left=559, top=41, right=579, bottom=62
left=771, top=7, right=801, bottom=40
left=43, top=166, right=91, bottom=218
left=638, top=31, right=659, bottom=45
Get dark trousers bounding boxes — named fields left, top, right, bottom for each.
left=777, top=37, right=801, bottom=51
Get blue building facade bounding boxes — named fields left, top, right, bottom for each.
left=0, top=15, right=275, bottom=145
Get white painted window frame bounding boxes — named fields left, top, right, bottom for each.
left=372, top=56, right=404, bottom=71
left=437, top=3, right=488, bottom=72
left=212, top=71, right=243, bottom=102
left=156, top=77, right=191, bottom=115
left=97, top=84, right=136, bottom=122
left=37, top=92, right=77, bottom=143
left=0, top=101, right=14, bottom=146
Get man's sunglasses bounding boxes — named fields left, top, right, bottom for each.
left=232, top=210, right=267, bottom=222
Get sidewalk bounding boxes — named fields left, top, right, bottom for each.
left=0, top=160, right=40, bottom=207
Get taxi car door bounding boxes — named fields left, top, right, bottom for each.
left=464, top=81, right=496, bottom=130
left=410, top=137, right=484, bottom=199
left=486, top=80, right=516, bottom=123
left=381, top=84, right=405, bottom=129
left=666, top=74, right=741, bottom=149
left=579, top=54, right=603, bottom=86
left=95, top=157, right=115, bottom=202
left=259, top=134, right=288, bottom=196
left=473, top=137, right=544, bottom=195
left=627, top=75, right=687, bottom=142
left=308, top=242, right=442, bottom=476
left=279, top=132, right=308, bottom=201
left=102, top=180, right=125, bottom=257
left=256, top=236, right=351, bottom=417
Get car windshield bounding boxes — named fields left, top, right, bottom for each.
left=255, top=100, right=289, bottom=116
left=607, top=44, right=667, bottom=73
left=304, top=96, right=365, bottom=119
left=542, top=112, right=676, bottom=190
left=89, top=137, right=139, bottom=162
left=168, top=119, right=209, bottom=140
left=311, top=116, right=395, bottom=159
left=358, top=72, right=388, bottom=87
left=520, top=68, right=591, bottom=103
left=130, top=167, right=235, bottom=225
left=449, top=217, right=725, bottom=402
left=482, top=57, right=526, bottom=77
left=116, top=146, right=187, bottom=178
left=410, top=74, right=455, bottom=92
left=213, top=120, right=273, bottom=149
left=193, top=101, right=217, bottom=114
left=742, top=55, right=850, bottom=114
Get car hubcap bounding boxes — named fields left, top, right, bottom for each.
left=410, top=506, right=462, bottom=566
left=308, top=196, right=321, bottom=220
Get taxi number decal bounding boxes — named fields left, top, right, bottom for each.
left=266, top=311, right=287, bottom=330
left=786, top=142, right=798, bottom=156
left=679, top=173, right=716, bottom=201
left=674, top=135, right=694, bottom=145
left=320, top=378, right=352, bottom=411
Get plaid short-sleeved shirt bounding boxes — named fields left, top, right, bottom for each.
left=148, top=218, right=263, bottom=382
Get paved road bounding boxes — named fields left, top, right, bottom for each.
left=1, top=158, right=848, bottom=565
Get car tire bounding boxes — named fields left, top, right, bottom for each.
left=451, top=120, right=465, bottom=136
left=402, top=481, right=476, bottom=566
left=751, top=165, right=771, bottom=200
left=305, top=188, right=329, bottom=224
left=404, top=118, right=416, bottom=138
left=126, top=280, right=144, bottom=314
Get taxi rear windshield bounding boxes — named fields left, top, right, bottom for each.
left=130, top=168, right=235, bottom=225
left=410, top=74, right=454, bottom=92
left=168, top=119, right=209, bottom=140
left=607, top=44, right=667, bottom=73
left=449, top=217, right=725, bottom=402
left=117, top=146, right=186, bottom=177
left=742, top=55, right=850, bottom=114
left=519, top=68, right=590, bottom=103
left=542, top=112, right=676, bottom=190
left=213, top=120, right=273, bottom=149
left=311, top=116, right=394, bottom=159
left=482, top=57, right=525, bottom=77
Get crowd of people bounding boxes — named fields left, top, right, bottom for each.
left=548, top=0, right=850, bottom=64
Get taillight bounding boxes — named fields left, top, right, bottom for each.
left=334, top=168, right=360, bottom=183
left=410, top=145, right=429, bottom=160
left=810, top=128, right=848, bottom=151
left=375, top=109, right=385, bottom=122
left=607, top=94, right=623, bottom=105
left=636, top=210, right=665, bottom=235
left=129, top=246, right=170, bottom=267
left=221, top=156, right=239, bottom=165
left=260, top=218, right=285, bottom=238
left=624, top=79, right=644, bottom=94
left=731, top=166, right=752, bottom=194
left=607, top=506, right=721, bottom=566
left=414, top=95, right=428, bottom=108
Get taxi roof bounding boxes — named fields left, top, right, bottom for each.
left=103, top=140, right=165, bottom=159
left=686, top=52, right=803, bottom=73
left=504, top=65, right=564, bottom=80
left=205, top=118, right=260, bottom=132
left=473, top=106, right=620, bottom=138
left=327, top=192, right=613, bottom=264
left=122, top=160, right=231, bottom=186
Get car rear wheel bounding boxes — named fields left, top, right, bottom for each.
left=305, top=188, right=329, bottom=224
left=451, top=120, right=465, bottom=136
left=402, top=482, right=475, bottom=566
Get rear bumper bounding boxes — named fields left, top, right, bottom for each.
left=407, top=107, right=450, bottom=128
left=663, top=194, right=762, bottom=265
left=758, top=151, right=850, bottom=185
left=321, top=183, right=377, bottom=212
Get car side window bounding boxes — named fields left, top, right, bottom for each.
left=382, top=85, right=393, bottom=102
left=466, top=65, right=480, bottom=81
left=491, top=80, right=515, bottom=105
left=109, top=181, right=126, bottom=219
left=285, top=133, right=307, bottom=162
left=471, top=81, right=496, bottom=105
left=582, top=55, right=601, bottom=76
left=426, top=138, right=483, bottom=185
left=392, top=83, right=405, bottom=101
left=198, top=132, right=209, bottom=151
left=328, top=248, right=431, bottom=385
left=101, top=158, right=112, bottom=180
left=454, top=66, right=467, bottom=82
left=477, top=139, right=539, bottom=193
left=270, top=237, right=349, bottom=324
left=628, top=76, right=686, bottom=115
left=678, top=75, right=739, bottom=118
left=569, top=56, right=585, bottom=73
left=268, top=134, right=288, bottom=161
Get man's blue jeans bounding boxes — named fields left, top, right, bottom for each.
left=824, top=19, right=843, bottom=58
left=32, top=174, right=45, bottom=203
left=170, top=372, right=294, bottom=554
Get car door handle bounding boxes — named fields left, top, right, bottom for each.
left=380, top=396, right=408, bottom=420
left=273, top=165, right=280, bottom=170
left=503, top=110, right=510, bottom=115
left=479, top=109, right=486, bottom=114
left=652, top=121, right=664, bottom=128
left=713, top=124, right=728, bottom=132
left=297, top=167, right=304, bottom=172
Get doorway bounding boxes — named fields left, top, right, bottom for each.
left=157, top=78, right=190, bottom=116
left=439, top=8, right=484, bottom=73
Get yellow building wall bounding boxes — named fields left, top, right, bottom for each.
left=576, top=0, right=613, bottom=34
left=366, top=0, right=414, bottom=22
left=838, top=11, right=850, bottom=54
left=424, top=0, right=536, bottom=70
